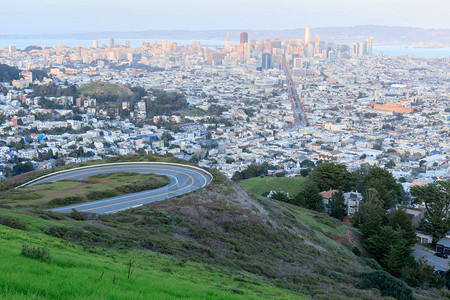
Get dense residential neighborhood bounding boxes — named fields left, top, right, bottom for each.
left=0, top=39, right=448, bottom=190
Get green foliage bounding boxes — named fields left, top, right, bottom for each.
left=411, top=181, right=450, bottom=245
left=357, top=189, right=385, bottom=238
left=328, top=190, right=347, bottom=220
left=300, top=159, right=315, bottom=168
left=389, top=207, right=417, bottom=247
left=310, top=162, right=353, bottom=192
left=226, top=157, right=235, bottom=164
left=146, top=91, right=188, bottom=116
left=268, top=191, right=292, bottom=202
left=48, top=196, right=84, bottom=207
left=12, top=162, right=34, bottom=176
left=402, top=259, right=445, bottom=289
left=0, top=215, right=28, bottom=230
left=358, top=270, right=412, bottom=300
left=21, top=244, right=52, bottom=263
left=293, top=182, right=323, bottom=212
left=362, top=166, right=404, bottom=209
left=85, top=190, right=118, bottom=201
left=232, top=162, right=274, bottom=182
left=69, top=209, right=86, bottom=221
left=30, top=83, right=77, bottom=97
left=30, top=69, right=49, bottom=81
left=0, top=63, right=21, bottom=82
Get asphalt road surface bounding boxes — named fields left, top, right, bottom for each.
left=413, top=244, right=449, bottom=271
left=28, top=163, right=212, bottom=214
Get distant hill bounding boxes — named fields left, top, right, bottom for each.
left=0, top=64, right=21, bottom=82
left=78, top=80, right=133, bottom=98
left=2, top=25, right=449, bottom=44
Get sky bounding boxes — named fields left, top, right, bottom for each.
left=1, top=0, right=449, bottom=35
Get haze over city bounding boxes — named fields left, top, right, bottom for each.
left=1, top=0, right=450, bottom=35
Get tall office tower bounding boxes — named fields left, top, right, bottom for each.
left=240, top=32, right=248, bottom=44
left=76, top=45, right=82, bottom=57
left=225, top=32, right=231, bottom=51
left=109, top=38, right=115, bottom=48
left=126, top=40, right=131, bottom=47
left=261, top=52, right=272, bottom=70
left=93, top=40, right=98, bottom=48
left=243, top=43, right=250, bottom=61
left=363, top=40, right=368, bottom=56
left=315, top=34, right=320, bottom=54
left=271, top=39, right=282, bottom=49
left=162, top=40, right=167, bottom=50
left=368, top=37, right=373, bottom=56
left=8, top=45, right=16, bottom=55
left=304, top=24, right=311, bottom=45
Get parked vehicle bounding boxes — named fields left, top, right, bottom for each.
left=434, top=252, right=448, bottom=259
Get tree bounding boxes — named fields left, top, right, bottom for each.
left=300, top=159, right=315, bottom=168
left=310, top=162, right=353, bottom=192
left=389, top=207, right=417, bottom=247
left=411, top=181, right=450, bottom=245
left=225, top=157, right=235, bottom=164
left=357, top=188, right=385, bottom=238
left=385, top=160, right=396, bottom=169
left=189, top=154, right=199, bottom=164
left=268, top=191, right=292, bottom=202
left=12, top=162, right=34, bottom=176
left=362, top=166, right=404, bottom=209
left=402, top=259, right=445, bottom=289
left=328, top=190, right=347, bottom=220
left=293, top=182, right=323, bottom=212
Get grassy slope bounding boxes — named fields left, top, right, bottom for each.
left=78, top=80, right=133, bottom=97
left=0, top=160, right=444, bottom=299
left=0, top=222, right=294, bottom=299
left=239, top=176, right=306, bottom=196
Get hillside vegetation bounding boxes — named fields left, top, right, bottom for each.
left=0, top=158, right=446, bottom=299
left=78, top=80, right=133, bottom=99
left=239, top=176, right=306, bottom=196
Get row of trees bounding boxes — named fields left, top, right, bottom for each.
left=231, top=162, right=277, bottom=181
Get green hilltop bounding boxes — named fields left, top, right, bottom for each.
left=78, top=80, right=134, bottom=99
left=0, top=156, right=446, bottom=299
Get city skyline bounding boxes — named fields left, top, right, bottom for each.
left=1, top=0, right=449, bottom=35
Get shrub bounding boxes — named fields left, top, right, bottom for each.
left=401, top=259, right=445, bottom=289
left=358, top=270, right=412, bottom=300
left=70, top=209, right=86, bottom=221
left=0, top=215, right=28, bottom=230
left=86, top=190, right=117, bottom=201
left=48, top=196, right=84, bottom=207
left=21, top=244, right=51, bottom=263
left=352, top=246, right=361, bottom=256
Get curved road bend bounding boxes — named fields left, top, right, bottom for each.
left=28, top=163, right=212, bottom=214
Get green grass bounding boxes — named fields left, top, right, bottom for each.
left=239, top=176, right=306, bottom=196
left=0, top=215, right=301, bottom=299
left=181, top=107, right=208, bottom=117
left=78, top=80, right=133, bottom=98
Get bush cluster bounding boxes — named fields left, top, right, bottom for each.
left=48, top=196, right=84, bottom=206
left=21, top=244, right=52, bottom=263
left=0, top=215, right=28, bottom=230
left=358, top=270, right=412, bottom=300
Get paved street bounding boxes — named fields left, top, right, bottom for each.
left=413, top=244, right=449, bottom=271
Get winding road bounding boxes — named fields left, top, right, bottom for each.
left=24, top=163, right=213, bottom=214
